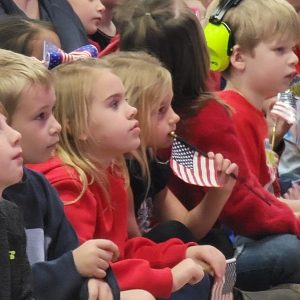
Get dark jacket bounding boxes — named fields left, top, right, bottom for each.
left=4, top=168, right=120, bottom=300
left=0, top=199, right=33, bottom=300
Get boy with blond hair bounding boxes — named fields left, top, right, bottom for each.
left=205, top=0, right=300, bottom=290
left=206, top=0, right=300, bottom=191
left=0, top=49, right=122, bottom=300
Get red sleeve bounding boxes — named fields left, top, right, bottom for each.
left=169, top=100, right=300, bottom=238
left=111, top=259, right=173, bottom=298
left=51, top=176, right=99, bottom=244
left=124, top=237, right=196, bottom=268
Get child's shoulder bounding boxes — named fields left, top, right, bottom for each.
left=27, top=156, right=79, bottom=183
left=0, top=198, right=18, bottom=215
left=0, top=199, right=23, bottom=232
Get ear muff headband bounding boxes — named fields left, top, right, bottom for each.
left=204, top=0, right=242, bottom=72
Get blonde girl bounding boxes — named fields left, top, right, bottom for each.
left=103, top=51, right=238, bottom=251
left=31, top=58, right=226, bottom=300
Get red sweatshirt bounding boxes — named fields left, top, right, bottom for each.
left=161, top=99, right=300, bottom=238
left=29, top=157, right=195, bottom=298
left=218, top=90, right=271, bottom=188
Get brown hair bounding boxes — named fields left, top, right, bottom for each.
left=114, top=0, right=219, bottom=119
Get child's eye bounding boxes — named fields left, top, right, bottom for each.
left=110, top=99, right=120, bottom=109
left=35, top=112, right=46, bottom=120
left=158, top=106, right=167, bottom=115
left=274, top=47, right=286, bottom=54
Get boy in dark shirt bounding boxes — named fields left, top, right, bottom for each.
left=0, top=102, right=33, bottom=300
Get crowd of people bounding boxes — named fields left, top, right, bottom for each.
left=1, top=0, right=300, bottom=299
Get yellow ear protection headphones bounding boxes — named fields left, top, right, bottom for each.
left=204, top=0, right=242, bottom=72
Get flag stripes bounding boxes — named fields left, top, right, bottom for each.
left=170, top=137, right=219, bottom=187
left=211, top=258, right=236, bottom=300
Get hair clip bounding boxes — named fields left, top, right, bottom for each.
left=43, top=41, right=99, bottom=69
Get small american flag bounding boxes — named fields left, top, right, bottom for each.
left=211, top=258, right=236, bottom=300
left=270, top=92, right=297, bottom=125
left=43, top=41, right=98, bottom=69
left=170, top=136, right=220, bottom=187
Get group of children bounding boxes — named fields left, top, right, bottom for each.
left=2, top=0, right=300, bottom=299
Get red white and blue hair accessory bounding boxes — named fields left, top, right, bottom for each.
left=43, top=41, right=98, bottom=69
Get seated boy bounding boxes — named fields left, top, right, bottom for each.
left=0, top=49, right=120, bottom=300
left=0, top=102, right=33, bottom=300
left=205, top=0, right=300, bottom=290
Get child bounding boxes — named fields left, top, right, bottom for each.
left=103, top=51, right=238, bottom=256
left=0, top=16, right=61, bottom=60
left=90, top=0, right=119, bottom=52
left=29, top=58, right=226, bottom=299
left=67, top=0, right=107, bottom=51
left=0, top=48, right=123, bottom=300
left=68, top=0, right=120, bottom=56
left=0, top=0, right=89, bottom=52
left=0, top=102, right=33, bottom=300
left=208, top=0, right=300, bottom=194
left=208, top=0, right=300, bottom=208
left=114, top=0, right=300, bottom=292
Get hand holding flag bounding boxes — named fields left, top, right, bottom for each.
left=270, top=91, right=297, bottom=125
left=169, top=132, right=238, bottom=188
left=210, top=258, right=236, bottom=300
left=270, top=91, right=297, bottom=149
left=169, top=132, right=271, bottom=205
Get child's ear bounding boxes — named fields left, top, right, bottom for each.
left=66, top=119, right=88, bottom=141
left=78, top=132, right=88, bottom=141
left=230, top=45, right=246, bottom=71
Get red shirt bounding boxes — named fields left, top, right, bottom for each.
left=161, top=99, right=300, bottom=238
left=29, top=157, right=195, bottom=298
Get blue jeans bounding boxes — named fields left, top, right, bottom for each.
left=235, top=234, right=300, bottom=291
left=279, top=173, right=300, bottom=194
left=157, top=273, right=211, bottom=300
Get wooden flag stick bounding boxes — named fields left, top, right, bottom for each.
left=271, top=122, right=277, bottom=150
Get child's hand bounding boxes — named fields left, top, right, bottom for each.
left=207, top=152, right=238, bottom=192
left=185, top=245, right=226, bottom=280
left=171, top=258, right=205, bottom=292
left=284, top=183, right=300, bottom=200
left=73, top=239, right=119, bottom=278
left=88, top=278, right=114, bottom=300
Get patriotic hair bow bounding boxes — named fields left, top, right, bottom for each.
left=43, top=41, right=98, bottom=69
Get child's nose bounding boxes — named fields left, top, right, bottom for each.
left=97, top=0, right=105, bottom=12
left=11, top=127, right=21, bottom=145
left=49, top=116, right=61, bottom=135
left=170, top=109, right=180, bottom=124
left=128, top=104, right=137, bottom=119
left=290, top=49, right=299, bottom=66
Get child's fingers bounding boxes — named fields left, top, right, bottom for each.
left=225, top=162, right=238, bottom=176
left=210, top=153, right=225, bottom=171
left=92, top=268, right=107, bottom=279
left=93, top=239, right=120, bottom=261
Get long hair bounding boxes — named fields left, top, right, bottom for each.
left=115, top=0, right=216, bottom=119
left=52, top=58, right=126, bottom=204
left=103, top=51, right=173, bottom=186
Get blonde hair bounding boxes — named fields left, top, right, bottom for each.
left=206, top=0, right=300, bottom=53
left=0, top=102, right=7, bottom=117
left=102, top=51, right=173, bottom=187
left=52, top=58, right=126, bottom=204
left=0, top=49, right=52, bottom=123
